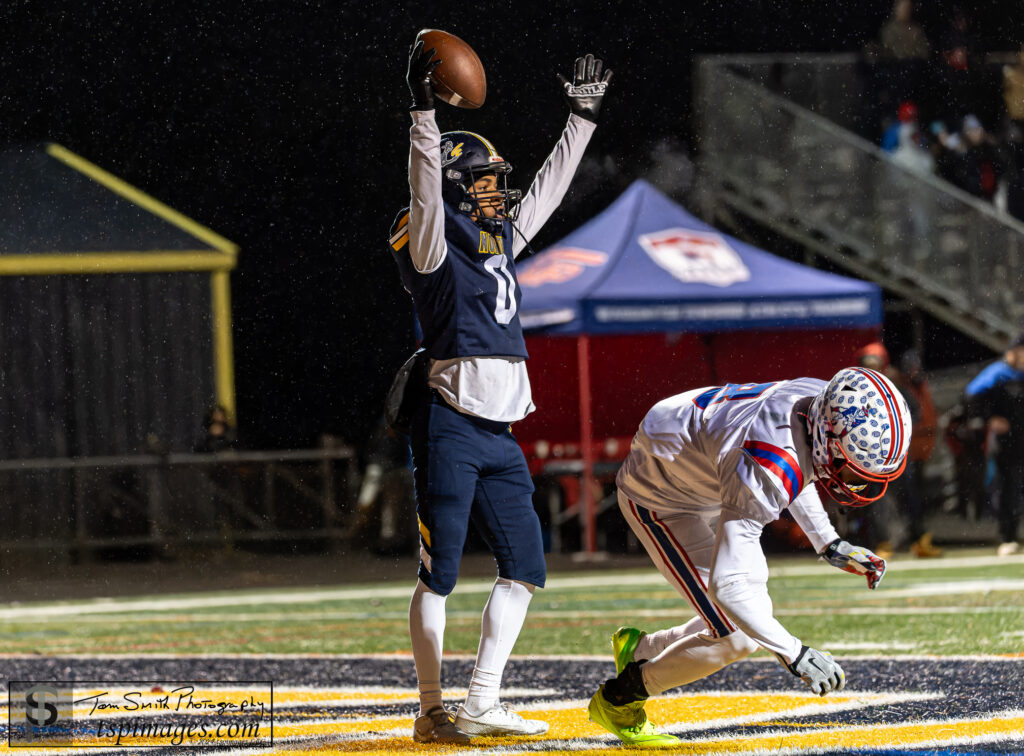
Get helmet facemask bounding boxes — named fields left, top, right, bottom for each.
left=440, top=131, right=522, bottom=233
left=815, top=438, right=904, bottom=506
left=444, top=162, right=521, bottom=231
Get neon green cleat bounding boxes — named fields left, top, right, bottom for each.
left=588, top=685, right=679, bottom=747
left=612, top=626, right=646, bottom=675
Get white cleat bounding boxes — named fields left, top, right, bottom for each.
left=997, top=541, right=1021, bottom=557
left=454, top=702, right=549, bottom=736
left=412, top=707, right=472, bottom=744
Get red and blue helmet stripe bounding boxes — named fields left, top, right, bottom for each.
left=851, top=367, right=903, bottom=469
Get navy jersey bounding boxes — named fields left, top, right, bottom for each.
left=390, top=203, right=529, bottom=362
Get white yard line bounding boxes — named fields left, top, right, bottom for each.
left=0, top=551, right=1020, bottom=620
left=825, top=641, right=921, bottom=650
left=3, top=585, right=1022, bottom=622
left=6, top=602, right=1021, bottom=626
left=767, top=552, right=1024, bottom=576
left=859, top=578, right=1024, bottom=598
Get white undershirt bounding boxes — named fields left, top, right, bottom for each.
left=429, top=357, right=534, bottom=423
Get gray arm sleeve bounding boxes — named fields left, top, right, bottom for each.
left=512, top=114, right=597, bottom=259
left=407, top=110, right=447, bottom=273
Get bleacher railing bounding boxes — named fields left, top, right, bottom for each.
left=696, top=55, right=1024, bottom=351
left=0, top=445, right=357, bottom=557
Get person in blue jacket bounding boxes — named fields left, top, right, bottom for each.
left=965, top=331, right=1024, bottom=556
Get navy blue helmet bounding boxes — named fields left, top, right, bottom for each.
left=440, top=131, right=522, bottom=229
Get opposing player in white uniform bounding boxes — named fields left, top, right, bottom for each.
left=588, top=368, right=911, bottom=747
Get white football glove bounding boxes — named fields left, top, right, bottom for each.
left=783, top=645, right=846, bottom=696
left=821, top=538, right=887, bottom=589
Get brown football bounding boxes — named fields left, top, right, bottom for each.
left=415, top=28, right=486, bottom=109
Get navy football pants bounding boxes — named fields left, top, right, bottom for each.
left=409, top=394, right=546, bottom=596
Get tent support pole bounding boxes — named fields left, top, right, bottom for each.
left=577, top=333, right=597, bottom=554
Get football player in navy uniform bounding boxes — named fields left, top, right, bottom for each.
left=389, top=41, right=611, bottom=743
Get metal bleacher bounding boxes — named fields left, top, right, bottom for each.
left=695, top=54, right=1024, bottom=352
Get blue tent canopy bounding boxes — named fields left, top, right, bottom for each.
left=517, top=180, right=881, bottom=334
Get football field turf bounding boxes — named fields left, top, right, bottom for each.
left=1, top=548, right=1022, bottom=753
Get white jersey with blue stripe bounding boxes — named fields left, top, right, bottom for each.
left=616, top=378, right=840, bottom=552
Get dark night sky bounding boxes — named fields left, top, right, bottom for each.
left=2, top=0, right=1021, bottom=450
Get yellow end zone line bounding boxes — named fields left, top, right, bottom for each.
left=253, top=690, right=935, bottom=736
left=37, top=691, right=916, bottom=742
left=3, top=699, right=1020, bottom=755
left=260, top=710, right=1024, bottom=756
left=653, top=710, right=1024, bottom=756
left=180, top=711, right=1024, bottom=756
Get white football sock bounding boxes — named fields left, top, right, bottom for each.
left=463, top=577, right=534, bottom=716
left=636, top=615, right=707, bottom=660
left=409, top=579, right=447, bottom=716
left=641, top=629, right=758, bottom=695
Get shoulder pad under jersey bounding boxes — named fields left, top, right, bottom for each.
left=389, top=207, right=411, bottom=251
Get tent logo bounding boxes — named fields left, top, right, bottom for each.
left=638, top=228, right=750, bottom=287
left=518, top=247, right=608, bottom=287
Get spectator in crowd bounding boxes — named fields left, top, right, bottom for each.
left=194, top=404, right=237, bottom=453
left=896, top=349, right=942, bottom=558
left=856, top=342, right=891, bottom=374
left=957, top=114, right=1005, bottom=201
left=1004, top=122, right=1024, bottom=222
left=891, top=117, right=935, bottom=176
left=943, top=399, right=989, bottom=521
left=881, top=101, right=920, bottom=153
left=934, top=5, right=981, bottom=123
left=937, top=6, right=977, bottom=72
left=192, top=404, right=241, bottom=551
left=353, top=415, right=416, bottom=555
left=865, top=0, right=930, bottom=129
left=965, top=332, right=1024, bottom=556
left=878, top=0, right=930, bottom=61
left=1003, top=45, right=1024, bottom=130
left=928, top=120, right=966, bottom=185
left=883, top=105, right=935, bottom=257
